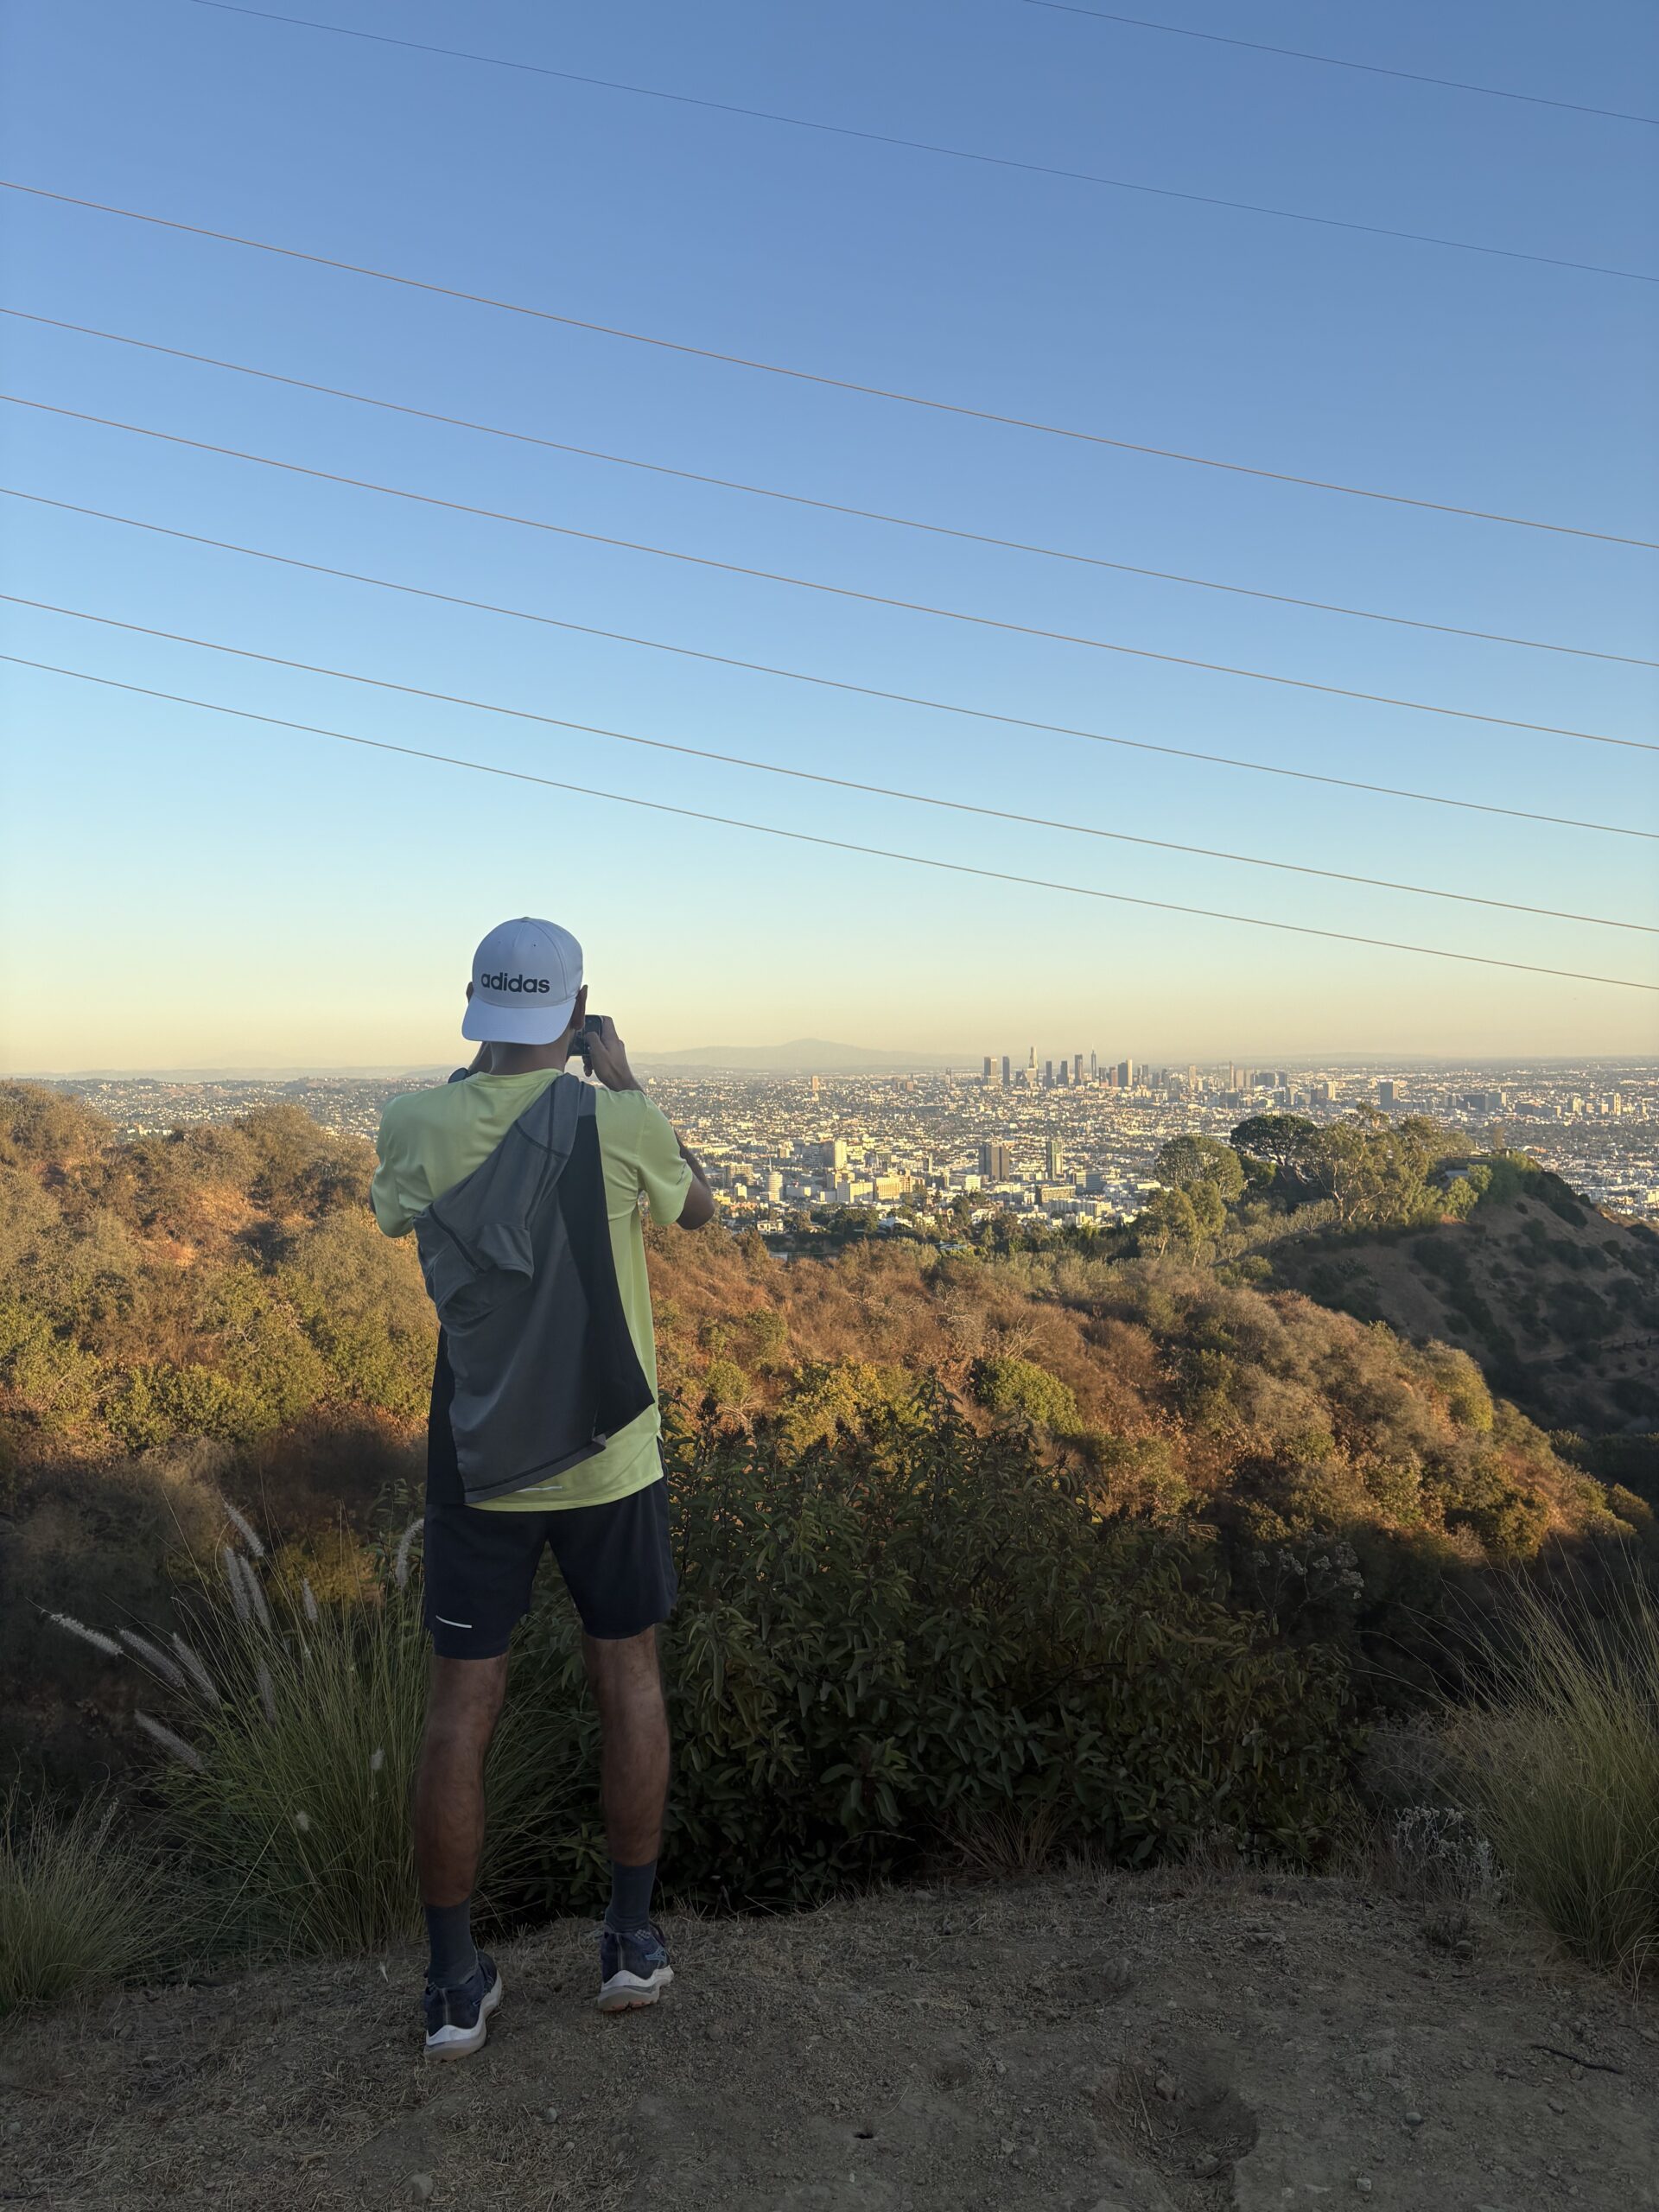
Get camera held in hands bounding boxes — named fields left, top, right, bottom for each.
left=569, top=1014, right=607, bottom=1073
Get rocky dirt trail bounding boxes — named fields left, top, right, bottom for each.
left=3, top=1868, right=1654, bottom=2211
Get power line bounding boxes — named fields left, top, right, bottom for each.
left=12, top=393, right=1650, bottom=755
left=3, top=579, right=1647, bottom=937
left=5, top=181, right=1650, bottom=550
left=7, top=647, right=1654, bottom=995
left=175, top=0, right=1656, bottom=283
left=10, top=308, right=1649, bottom=672
left=1023, top=2, right=1659, bottom=127
left=10, top=486, right=1649, bottom=846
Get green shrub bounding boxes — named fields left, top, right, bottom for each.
left=774, top=1360, right=925, bottom=1450
left=1085, top=1432, right=1190, bottom=1520
left=1445, top=1457, right=1552, bottom=1566
left=517, top=1404, right=1354, bottom=1912
left=1445, top=1574, right=1659, bottom=1985
left=0, top=1789, right=167, bottom=2012
left=972, top=1354, right=1082, bottom=1433
left=700, top=1357, right=753, bottom=1411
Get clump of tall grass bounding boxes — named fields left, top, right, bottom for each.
left=1444, top=1573, right=1659, bottom=1985
left=48, top=1522, right=577, bottom=1961
left=0, top=1789, right=167, bottom=2012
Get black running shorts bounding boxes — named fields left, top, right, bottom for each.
left=423, top=1352, right=677, bottom=1660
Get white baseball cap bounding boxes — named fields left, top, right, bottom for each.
left=461, top=917, right=584, bottom=1045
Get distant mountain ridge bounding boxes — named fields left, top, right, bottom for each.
left=635, top=1038, right=963, bottom=1072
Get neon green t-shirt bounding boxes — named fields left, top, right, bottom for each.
left=371, top=1070, right=692, bottom=1512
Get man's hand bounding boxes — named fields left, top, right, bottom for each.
left=572, top=1014, right=640, bottom=1094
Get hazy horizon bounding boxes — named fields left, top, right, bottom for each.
left=12, top=1041, right=1659, bottom=1084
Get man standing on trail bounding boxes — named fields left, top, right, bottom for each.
left=372, top=918, right=715, bottom=2059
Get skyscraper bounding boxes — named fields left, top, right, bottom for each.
left=1043, top=1058, right=1054, bottom=1089
left=1089, top=1052, right=1097, bottom=1078
left=1045, top=1135, right=1064, bottom=1180
left=979, top=1140, right=1014, bottom=1182
left=1074, top=1054, right=1084, bottom=1084
left=982, top=1055, right=993, bottom=1084
left=1000, top=1055, right=1011, bottom=1089
left=1117, top=1058, right=1134, bottom=1089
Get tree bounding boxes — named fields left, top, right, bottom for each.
left=1229, top=1114, right=1325, bottom=1205
left=1155, top=1135, right=1245, bottom=1205
left=1186, top=1176, right=1229, bottom=1241
left=1135, top=1185, right=1200, bottom=1257
left=1315, top=1109, right=1442, bottom=1230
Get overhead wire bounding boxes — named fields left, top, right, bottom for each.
left=3, top=582, right=1649, bottom=938
left=10, top=394, right=1651, bottom=755
left=7, top=647, right=1655, bottom=995
left=1022, top=1, right=1659, bottom=127
left=8, top=308, right=1649, bottom=671
left=5, top=181, right=1652, bottom=550
left=10, top=486, right=1649, bottom=846
left=175, top=0, right=1657, bottom=283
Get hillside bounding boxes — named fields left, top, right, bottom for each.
left=6, top=1078, right=1657, bottom=1788
left=1263, top=1176, right=1659, bottom=1435
left=5, top=1869, right=1654, bottom=2210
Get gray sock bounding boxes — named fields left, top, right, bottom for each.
left=605, top=1858, right=658, bottom=1936
left=424, top=1899, right=479, bottom=1989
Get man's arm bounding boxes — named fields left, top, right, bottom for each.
left=579, top=1014, right=715, bottom=1230
left=674, top=1140, right=716, bottom=1230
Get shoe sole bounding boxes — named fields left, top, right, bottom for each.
left=424, top=1969, right=504, bottom=2061
left=595, top=1964, right=674, bottom=2014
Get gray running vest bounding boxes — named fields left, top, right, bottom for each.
left=413, top=1075, right=655, bottom=1503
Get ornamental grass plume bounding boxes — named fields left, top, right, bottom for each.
left=169, top=1634, right=222, bottom=1706
left=219, top=1497, right=266, bottom=1560
left=132, top=1710, right=206, bottom=1774
left=393, top=1517, right=422, bottom=1592
left=235, top=1552, right=272, bottom=1633
left=118, top=1629, right=188, bottom=1692
left=45, top=1611, right=122, bottom=1661
left=222, top=1545, right=251, bottom=1626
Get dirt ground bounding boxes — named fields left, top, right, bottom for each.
left=3, top=1867, right=1655, bottom=2212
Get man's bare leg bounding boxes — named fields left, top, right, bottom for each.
left=584, top=1626, right=670, bottom=1866
left=414, top=1653, right=508, bottom=1980
left=584, top=1626, right=673, bottom=2009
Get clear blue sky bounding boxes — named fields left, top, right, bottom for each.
left=2, top=0, right=1655, bottom=1071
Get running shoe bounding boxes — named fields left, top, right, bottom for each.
left=423, top=1951, right=502, bottom=2060
left=595, top=1921, right=673, bottom=2013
